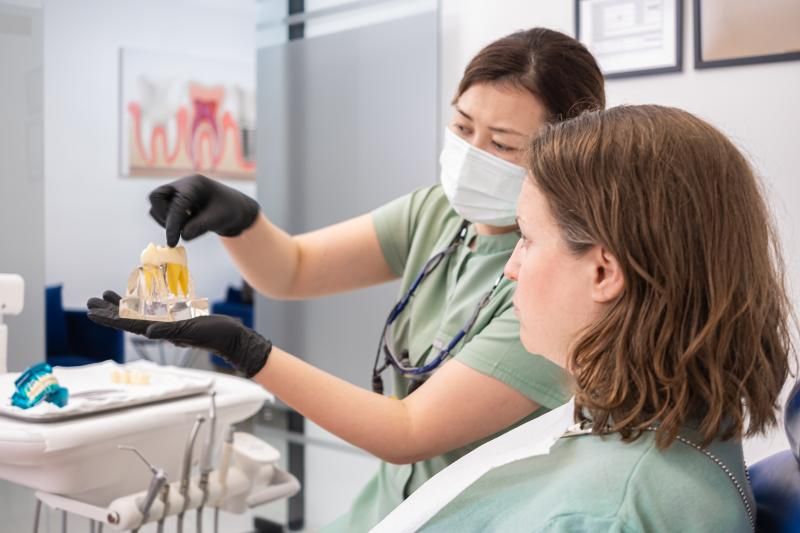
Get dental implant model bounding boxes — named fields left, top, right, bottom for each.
left=119, top=243, right=209, bottom=321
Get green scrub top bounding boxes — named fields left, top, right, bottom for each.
left=324, top=185, right=571, bottom=532
left=422, top=429, right=753, bottom=532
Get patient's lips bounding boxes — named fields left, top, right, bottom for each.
left=120, top=243, right=209, bottom=322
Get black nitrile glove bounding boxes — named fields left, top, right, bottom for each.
left=146, top=315, right=271, bottom=378
left=149, top=174, right=261, bottom=247
left=86, top=291, right=271, bottom=378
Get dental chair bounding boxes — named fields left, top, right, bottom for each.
left=749, top=379, right=800, bottom=532
left=46, top=284, right=124, bottom=367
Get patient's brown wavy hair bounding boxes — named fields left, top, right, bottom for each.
left=528, top=105, right=793, bottom=448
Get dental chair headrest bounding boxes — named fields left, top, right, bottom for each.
left=787, top=380, right=800, bottom=463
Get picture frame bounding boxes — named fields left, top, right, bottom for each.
left=694, top=0, right=800, bottom=69
left=119, top=48, right=257, bottom=180
left=575, top=0, right=683, bottom=79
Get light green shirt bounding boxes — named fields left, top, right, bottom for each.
left=422, top=428, right=753, bottom=532
left=324, top=185, right=571, bottom=532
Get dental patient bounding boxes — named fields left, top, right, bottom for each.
left=374, top=105, right=792, bottom=532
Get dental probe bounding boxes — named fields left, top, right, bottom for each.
left=177, top=415, right=206, bottom=533
left=118, top=445, right=168, bottom=533
left=156, top=480, right=171, bottom=533
left=197, top=392, right=217, bottom=533
left=214, top=426, right=235, bottom=533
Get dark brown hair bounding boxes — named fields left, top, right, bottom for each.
left=455, top=28, right=606, bottom=121
left=528, top=105, right=793, bottom=447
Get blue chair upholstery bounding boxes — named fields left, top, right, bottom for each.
left=750, top=380, right=800, bottom=532
left=210, top=286, right=253, bottom=369
left=45, top=284, right=69, bottom=355
left=45, top=285, right=124, bottom=367
left=787, top=380, right=800, bottom=462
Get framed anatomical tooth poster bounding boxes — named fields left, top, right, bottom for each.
left=119, top=48, right=256, bottom=180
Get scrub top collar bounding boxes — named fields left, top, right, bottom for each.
left=466, top=224, right=520, bottom=255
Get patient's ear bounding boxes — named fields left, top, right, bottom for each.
left=589, top=246, right=624, bottom=303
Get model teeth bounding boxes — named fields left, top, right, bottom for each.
left=138, top=244, right=190, bottom=297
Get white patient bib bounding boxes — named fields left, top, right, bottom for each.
left=370, top=398, right=577, bottom=533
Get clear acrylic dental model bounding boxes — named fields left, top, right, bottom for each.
left=120, top=243, right=209, bottom=321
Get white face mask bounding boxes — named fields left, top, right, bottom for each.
left=439, top=127, right=527, bottom=226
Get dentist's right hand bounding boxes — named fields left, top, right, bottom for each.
left=149, top=174, right=261, bottom=247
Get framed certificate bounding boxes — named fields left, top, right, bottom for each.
left=694, top=0, right=800, bottom=69
left=576, top=0, right=683, bottom=79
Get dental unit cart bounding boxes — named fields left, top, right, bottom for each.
left=0, top=360, right=299, bottom=532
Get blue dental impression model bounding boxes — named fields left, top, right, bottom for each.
left=11, top=362, right=69, bottom=409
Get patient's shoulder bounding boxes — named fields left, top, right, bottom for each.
left=512, top=431, right=752, bottom=532
left=598, top=432, right=752, bottom=533
left=423, top=431, right=751, bottom=532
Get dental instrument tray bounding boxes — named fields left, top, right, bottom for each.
left=0, top=360, right=213, bottom=421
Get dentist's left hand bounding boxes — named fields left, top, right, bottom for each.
left=87, top=291, right=271, bottom=378
left=149, top=174, right=261, bottom=247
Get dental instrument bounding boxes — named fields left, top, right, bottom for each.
left=30, top=426, right=298, bottom=532
left=156, top=479, right=171, bottom=533
left=32, top=498, right=41, bottom=533
left=197, top=391, right=217, bottom=533
left=118, top=445, right=168, bottom=532
left=214, top=426, right=235, bottom=533
left=178, top=415, right=206, bottom=533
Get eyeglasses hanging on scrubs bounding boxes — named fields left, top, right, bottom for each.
left=370, top=128, right=524, bottom=394
left=371, top=220, right=506, bottom=395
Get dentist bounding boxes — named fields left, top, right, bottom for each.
left=89, top=28, right=605, bottom=531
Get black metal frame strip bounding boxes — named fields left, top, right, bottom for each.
left=288, top=0, right=305, bottom=41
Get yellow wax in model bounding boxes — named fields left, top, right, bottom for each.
left=139, top=243, right=190, bottom=297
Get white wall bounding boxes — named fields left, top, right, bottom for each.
left=439, top=0, right=574, bottom=114
left=0, top=1, right=45, bottom=371
left=44, top=0, right=257, bottom=316
left=440, top=0, right=800, bottom=463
